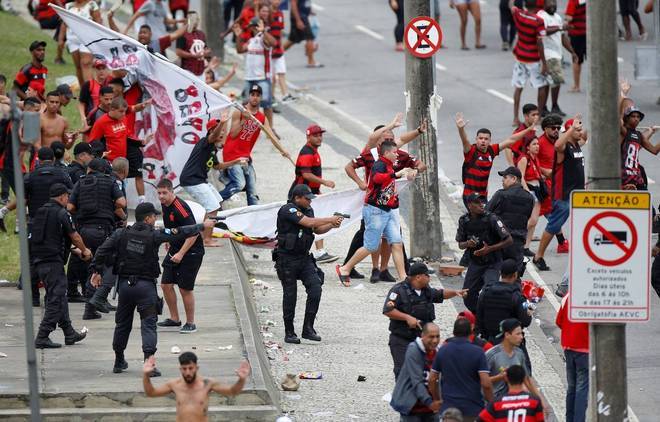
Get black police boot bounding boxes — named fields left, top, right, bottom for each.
left=301, top=314, right=321, bottom=342
left=35, top=329, right=61, bottom=349
left=113, top=355, right=129, bottom=374
left=63, top=327, right=87, bottom=345
left=284, top=321, right=300, bottom=344
left=83, top=303, right=102, bottom=320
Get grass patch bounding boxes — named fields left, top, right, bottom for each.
left=0, top=12, right=82, bottom=281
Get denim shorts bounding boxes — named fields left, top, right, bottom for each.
left=244, top=79, right=272, bottom=109
left=363, top=205, right=402, bottom=252
left=545, top=199, right=570, bottom=235
left=182, top=182, right=223, bottom=212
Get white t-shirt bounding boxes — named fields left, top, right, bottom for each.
left=537, top=10, right=564, bottom=60
left=244, top=33, right=271, bottom=81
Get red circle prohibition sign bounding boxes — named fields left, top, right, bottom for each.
left=405, top=16, right=443, bottom=58
left=582, top=211, right=637, bottom=266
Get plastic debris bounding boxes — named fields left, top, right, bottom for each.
left=311, top=411, right=334, bottom=417
left=357, top=375, right=366, bottom=382
left=285, top=394, right=301, bottom=400
left=252, top=279, right=272, bottom=289
left=81, top=326, right=89, bottom=334
left=265, top=319, right=277, bottom=326
left=4, top=324, right=14, bottom=327
left=299, top=371, right=322, bottom=379
left=547, top=336, right=554, bottom=344
left=0, top=352, right=7, bottom=358
left=348, top=415, right=360, bottom=419
left=217, top=345, right=233, bottom=351
left=263, top=332, right=274, bottom=338
left=171, top=346, right=181, bottom=354
left=259, top=306, right=271, bottom=313
left=281, top=373, right=300, bottom=391
left=276, top=417, right=293, bottom=422
left=204, top=348, right=213, bottom=352
left=382, top=392, right=392, bottom=402
left=264, top=341, right=281, bottom=350
left=352, top=283, right=365, bottom=290
left=440, top=256, right=454, bottom=263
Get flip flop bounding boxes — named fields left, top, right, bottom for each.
left=335, top=264, right=351, bottom=287
left=475, top=44, right=487, bottom=49
left=461, top=46, right=470, bottom=51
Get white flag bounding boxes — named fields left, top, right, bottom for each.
left=52, top=4, right=233, bottom=183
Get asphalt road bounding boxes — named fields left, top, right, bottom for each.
left=281, top=0, right=660, bottom=420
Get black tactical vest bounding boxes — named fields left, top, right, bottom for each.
left=27, top=164, right=67, bottom=218
left=390, top=282, right=436, bottom=341
left=77, top=172, right=115, bottom=225
left=494, top=185, right=534, bottom=240
left=276, top=203, right=315, bottom=256
left=29, top=202, right=67, bottom=262
left=117, top=224, right=160, bottom=278
left=462, top=213, right=492, bottom=265
left=478, top=282, right=521, bottom=340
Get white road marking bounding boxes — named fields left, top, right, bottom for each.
left=435, top=63, right=447, bottom=71
left=355, top=24, right=385, bottom=41
left=486, top=88, right=515, bottom=104
left=312, top=3, right=324, bottom=11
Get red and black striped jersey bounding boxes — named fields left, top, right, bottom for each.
left=462, top=144, right=500, bottom=199
left=270, top=10, right=285, bottom=58
left=512, top=7, right=544, bottom=63
left=352, top=147, right=420, bottom=183
left=14, top=63, right=48, bottom=98
left=293, top=143, right=322, bottom=192
left=478, top=391, right=544, bottom=422
left=565, top=0, right=586, bottom=36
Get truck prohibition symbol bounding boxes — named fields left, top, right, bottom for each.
left=594, top=231, right=627, bottom=246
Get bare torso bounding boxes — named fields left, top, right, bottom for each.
left=172, top=378, right=212, bottom=422
left=40, top=112, right=68, bottom=148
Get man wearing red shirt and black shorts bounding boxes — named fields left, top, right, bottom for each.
left=565, top=0, right=586, bottom=93
left=290, top=124, right=337, bottom=263
left=157, top=179, right=203, bottom=334
left=14, top=41, right=48, bottom=100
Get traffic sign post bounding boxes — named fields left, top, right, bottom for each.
left=404, top=16, right=442, bottom=58
left=569, top=191, right=652, bottom=322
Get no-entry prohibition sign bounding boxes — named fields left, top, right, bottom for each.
left=582, top=211, right=637, bottom=266
left=405, top=16, right=443, bottom=58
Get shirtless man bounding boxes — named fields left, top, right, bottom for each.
left=143, top=353, right=250, bottom=422
left=40, top=91, right=75, bottom=149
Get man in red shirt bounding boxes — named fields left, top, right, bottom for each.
left=510, top=0, right=548, bottom=127
left=14, top=41, right=48, bottom=100
left=78, top=59, right=111, bottom=131
left=556, top=294, right=589, bottom=422
left=175, top=11, right=207, bottom=76
left=88, top=97, right=130, bottom=162
left=477, top=365, right=545, bottom=422
left=336, top=141, right=417, bottom=286
left=220, top=84, right=290, bottom=205
left=506, top=103, right=539, bottom=166
left=565, top=0, right=586, bottom=93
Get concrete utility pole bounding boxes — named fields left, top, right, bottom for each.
left=9, top=93, right=41, bottom=420
left=404, top=0, right=443, bottom=260
left=586, top=2, right=628, bottom=421
left=202, top=0, right=225, bottom=61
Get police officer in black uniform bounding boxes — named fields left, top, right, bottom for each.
left=476, top=259, right=532, bottom=343
left=275, top=184, right=344, bottom=344
left=31, top=183, right=91, bottom=348
left=456, top=193, right=513, bottom=313
left=383, top=262, right=467, bottom=379
left=486, top=167, right=534, bottom=276
left=67, top=142, right=94, bottom=184
left=67, top=158, right=126, bottom=319
left=89, top=202, right=214, bottom=376
left=24, top=147, right=74, bottom=305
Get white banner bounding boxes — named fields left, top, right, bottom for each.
left=214, top=180, right=411, bottom=241
left=52, top=4, right=233, bottom=184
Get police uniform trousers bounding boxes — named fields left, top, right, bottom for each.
left=275, top=254, right=322, bottom=331
left=113, top=278, right=159, bottom=358
left=501, top=236, right=526, bottom=276
left=389, top=333, right=413, bottom=379
left=462, top=260, right=502, bottom=313
left=78, top=224, right=113, bottom=299
left=36, top=262, right=73, bottom=335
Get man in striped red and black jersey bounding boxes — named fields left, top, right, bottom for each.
left=619, top=105, right=658, bottom=190
left=565, top=0, right=586, bottom=93
left=509, top=0, right=548, bottom=127
left=506, top=104, right=540, bottom=166
left=455, top=112, right=534, bottom=207
left=157, top=179, right=205, bottom=334
left=477, top=365, right=545, bottom=422
left=13, top=41, right=48, bottom=100
left=269, top=0, right=295, bottom=102
left=533, top=116, right=586, bottom=271
left=289, top=124, right=337, bottom=264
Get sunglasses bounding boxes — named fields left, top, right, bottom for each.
left=547, top=126, right=561, bottom=130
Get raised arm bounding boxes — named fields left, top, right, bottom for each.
left=454, top=112, right=472, bottom=154
left=143, top=357, right=173, bottom=397
left=397, top=118, right=428, bottom=148
left=640, top=127, right=659, bottom=155
left=210, top=360, right=251, bottom=396
left=366, top=112, right=402, bottom=149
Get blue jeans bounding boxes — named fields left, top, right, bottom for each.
left=219, top=163, right=259, bottom=205
left=565, top=349, right=589, bottom=422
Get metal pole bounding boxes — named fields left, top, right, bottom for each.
left=202, top=0, right=225, bottom=61
left=586, top=2, right=628, bottom=421
left=9, top=93, right=41, bottom=419
left=404, top=0, right=443, bottom=260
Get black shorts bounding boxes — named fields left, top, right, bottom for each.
left=39, top=15, right=61, bottom=30
left=161, top=253, right=203, bottom=291
left=288, top=17, right=315, bottom=44
left=1, top=168, right=16, bottom=193
left=619, top=0, right=639, bottom=16
left=126, top=141, right=143, bottom=178
left=570, top=35, right=586, bottom=64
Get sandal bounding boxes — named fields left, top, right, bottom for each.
left=335, top=265, right=351, bottom=287
left=475, top=44, right=487, bottom=49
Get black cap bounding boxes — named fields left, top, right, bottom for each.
left=37, top=146, right=54, bottom=161
left=500, top=259, right=519, bottom=276
left=541, top=114, right=563, bottom=129
left=465, top=192, right=487, bottom=204
left=73, top=142, right=93, bottom=156
left=498, top=166, right=522, bottom=179
left=248, top=17, right=260, bottom=27
left=290, top=184, right=316, bottom=200
left=497, top=318, right=521, bottom=338
left=50, top=141, right=66, bottom=159
left=409, top=262, right=432, bottom=276
left=623, top=106, right=645, bottom=122
left=135, top=202, right=161, bottom=220
left=49, top=183, right=70, bottom=197
left=88, top=158, right=107, bottom=172
left=248, top=84, right=263, bottom=95
left=89, top=140, right=106, bottom=157
left=56, top=84, right=75, bottom=99
left=29, top=40, right=47, bottom=51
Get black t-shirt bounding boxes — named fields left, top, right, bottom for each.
left=179, top=137, right=219, bottom=187
left=162, top=196, right=204, bottom=255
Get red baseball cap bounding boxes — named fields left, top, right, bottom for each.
left=306, top=124, right=326, bottom=136
left=93, top=59, right=108, bottom=69
left=457, top=310, right=476, bottom=325
left=207, top=118, right=220, bottom=131
left=563, top=119, right=574, bottom=131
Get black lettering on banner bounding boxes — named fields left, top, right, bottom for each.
left=181, top=132, right=200, bottom=145
left=122, top=44, right=138, bottom=53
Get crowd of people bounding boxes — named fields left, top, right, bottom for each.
left=0, top=0, right=659, bottom=421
